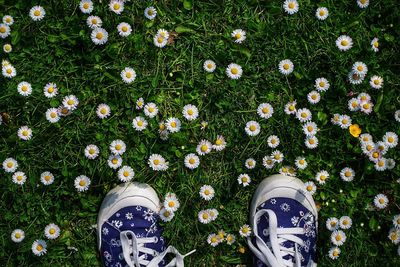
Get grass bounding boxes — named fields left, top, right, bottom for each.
left=0, top=0, right=399, bottom=266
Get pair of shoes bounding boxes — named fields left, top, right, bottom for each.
left=97, top=174, right=317, bottom=267
left=97, top=182, right=195, bottom=267
left=247, top=174, right=318, bottom=267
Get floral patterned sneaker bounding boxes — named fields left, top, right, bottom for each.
left=97, top=182, right=195, bottom=267
left=247, top=174, right=318, bottom=267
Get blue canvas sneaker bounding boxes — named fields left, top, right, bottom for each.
left=97, top=182, right=195, bottom=267
left=247, top=174, right=318, bottom=267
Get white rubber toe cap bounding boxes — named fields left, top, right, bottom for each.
left=97, top=182, right=161, bottom=250
left=249, top=174, right=318, bottom=227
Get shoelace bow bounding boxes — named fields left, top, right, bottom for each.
left=247, top=209, right=308, bottom=267
left=120, top=230, right=196, bottom=267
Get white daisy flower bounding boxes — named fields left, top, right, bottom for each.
left=336, top=35, right=353, bottom=51
left=383, top=132, right=398, bottom=148
left=144, top=103, right=158, bottom=118
left=315, top=7, right=328, bottom=20
left=91, top=28, right=108, bottom=45
left=62, top=95, right=79, bottom=110
left=164, top=193, right=180, bottom=212
left=388, top=228, right=400, bottom=244
left=0, top=23, right=10, bottom=39
left=374, top=158, right=387, bottom=171
left=86, top=15, right=102, bottom=29
left=370, top=37, right=379, bottom=52
left=3, top=43, right=12, bottom=53
left=348, top=71, right=365, bottom=85
left=120, top=67, right=136, bottom=84
left=17, top=82, right=32, bottom=96
left=43, top=83, right=58, bottom=98
left=182, top=104, right=199, bottom=121
left=360, top=101, right=374, bottom=115
left=199, top=185, right=215, bottom=201
left=96, top=103, right=111, bottom=119
left=302, top=122, right=318, bottom=136
left=340, top=167, right=355, bottom=182
left=157, top=29, right=169, bottom=39
left=283, top=0, right=299, bottom=15
left=237, top=174, right=251, bottom=187
left=331, top=230, right=346, bottom=246
left=108, top=155, right=123, bottom=169
left=18, top=126, right=32, bottom=141
left=159, top=207, right=174, bottom=222
left=198, top=210, right=212, bottom=224
left=271, top=150, right=284, bottom=163
left=338, top=115, right=352, bottom=129
left=3, top=158, right=18, bottom=173
left=393, top=214, right=400, bottom=229
left=118, top=166, right=135, bottom=182
left=58, top=106, right=72, bottom=117
left=131, top=116, right=148, bottom=132
left=74, top=175, right=91, bottom=192
left=296, top=108, right=312, bottom=122
left=314, top=77, right=330, bottom=92
left=136, top=98, right=145, bottom=110
left=245, top=121, right=260, bottom=136
left=307, top=91, right=320, bottom=104
left=357, top=0, right=369, bottom=8
left=376, top=141, right=389, bottom=155
left=328, top=247, right=341, bottom=260
left=294, top=157, right=307, bottom=169
left=369, top=75, right=383, bottom=89
left=2, top=65, right=16, bottom=78
left=196, top=139, right=212, bottom=156
left=3, top=15, right=14, bottom=26
left=257, top=103, right=274, bottom=119
left=263, top=156, right=275, bottom=169
left=239, top=224, right=252, bottom=237
left=387, top=158, right=396, bottom=170
left=304, top=181, right=316, bottom=195
left=79, top=0, right=93, bottom=14
left=12, top=171, right=27, bottom=185
left=373, top=193, right=388, bottom=209
left=44, top=223, right=60, bottom=240
left=279, top=166, right=296, bottom=177
left=245, top=158, right=256, bottom=169
left=352, top=62, right=368, bottom=76
left=203, top=60, right=216, bottom=73
left=213, top=135, right=226, bottom=151
left=40, top=171, right=54, bottom=185
left=305, top=135, right=318, bottom=149
left=359, top=133, right=373, bottom=144
left=231, top=29, right=246, bottom=44
left=278, top=59, right=294, bottom=75
left=395, top=110, right=400, bottom=122
left=348, top=98, right=360, bottom=112
left=144, top=6, right=157, bottom=20
left=32, top=239, right=47, bottom=256
left=109, top=0, right=124, bottom=14
left=45, top=108, right=60, bottom=123
left=184, top=153, right=200, bottom=169
left=267, top=135, right=280, bottom=148
left=315, top=170, right=329, bottom=185
left=148, top=154, right=169, bottom=171
left=11, top=229, right=25, bottom=243
left=117, top=22, right=132, bottom=37
left=166, top=117, right=181, bottom=133
left=284, top=100, right=297, bottom=115
left=339, top=216, right=352, bottom=230
left=226, top=234, right=236, bottom=245
left=208, top=208, right=219, bottom=221
left=326, top=217, right=339, bottom=231
left=153, top=33, right=168, bottom=48
left=226, top=63, right=243, bottom=79
left=29, top=6, right=45, bottom=21
left=109, top=140, right=126, bottom=155
left=84, top=144, right=99, bottom=159
left=207, top=233, right=220, bottom=247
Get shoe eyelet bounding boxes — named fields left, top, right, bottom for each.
left=153, top=236, right=159, bottom=243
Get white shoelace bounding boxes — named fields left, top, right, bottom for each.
left=120, top=230, right=196, bottom=267
left=247, top=209, right=307, bottom=267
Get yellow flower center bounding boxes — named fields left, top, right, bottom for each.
left=34, top=10, right=41, bottom=17
left=137, top=120, right=143, bottom=126
left=61, top=108, right=69, bottom=114
left=148, top=107, right=155, bottom=113
left=163, top=211, right=170, bottom=217
left=92, top=19, right=97, bottom=24
left=288, top=2, right=295, bottom=9
left=96, top=32, right=103, bottom=40
left=335, top=235, right=342, bottom=241
left=123, top=171, right=129, bottom=177
left=343, top=220, right=348, bottom=225
left=188, top=158, right=195, bottom=166
left=248, top=161, right=254, bottom=166
left=125, top=72, right=132, bottom=78
left=307, top=126, right=313, bottom=132
left=319, top=82, right=325, bottom=87
left=373, top=41, right=379, bottom=48
left=5, top=17, right=11, bottom=23
left=366, top=145, right=373, bottom=151
left=15, top=232, right=21, bottom=238
left=153, top=159, right=160, bottom=165
left=242, top=176, right=248, bottom=183
left=7, top=162, right=13, bottom=168
left=215, top=139, right=222, bottom=145
left=88, top=148, right=95, bottom=154
left=262, top=107, right=269, bottom=114
left=50, top=112, right=57, bottom=118
left=67, top=99, right=75, bottom=105
left=301, top=112, right=307, bottom=118
left=204, top=189, right=210, bottom=195
left=388, top=136, right=394, bottom=143
left=378, top=160, right=384, bottom=167
left=319, top=10, right=325, bottom=16
left=148, top=10, right=153, bottom=15
left=227, top=235, right=233, bottom=242
left=345, top=171, right=351, bottom=177
left=187, top=109, right=194, bottom=115
left=112, top=158, right=118, bottom=164
left=249, top=125, right=256, bottom=131
left=274, top=154, right=281, bottom=160
left=49, top=228, right=55, bottom=235
left=379, top=198, right=385, bottom=204
left=309, top=139, right=315, bottom=145
left=22, top=85, right=28, bottom=92
left=289, top=105, right=295, bottom=111
left=372, top=152, right=379, bottom=158
left=44, top=175, right=51, bottom=181
left=202, top=213, right=209, bottom=219
left=201, top=145, right=208, bottom=152
left=22, top=130, right=29, bottom=136
left=330, top=221, right=337, bottom=227
left=0, top=27, right=6, bottom=33
left=342, top=119, right=348, bottom=124
left=83, top=2, right=89, bottom=9
left=100, top=108, right=107, bottom=114
left=266, top=159, right=273, bottom=165
left=311, top=94, right=317, bottom=100
left=159, top=124, right=165, bottom=130
left=306, top=185, right=313, bottom=191
left=235, top=33, right=241, bottom=39
left=79, top=180, right=86, bottom=186
left=352, top=102, right=358, bottom=108
left=231, top=67, right=238, bottom=75
left=357, top=65, right=363, bottom=71
left=207, top=63, right=212, bottom=69
left=157, top=37, right=164, bottom=44
left=333, top=250, right=339, bottom=257
left=17, top=176, right=23, bottom=181
left=271, top=139, right=276, bottom=144
left=36, top=245, right=43, bottom=251
left=47, top=87, right=54, bottom=93
left=6, top=68, right=12, bottom=74
left=283, top=63, right=290, bottom=70
left=299, top=159, right=305, bottom=165
left=115, top=144, right=122, bottom=150
left=320, top=175, right=326, bottom=180
left=121, top=26, right=128, bottom=32
left=341, top=40, right=349, bottom=46
left=390, top=233, right=398, bottom=241
left=113, top=3, right=120, bottom=10
left=211, top=236, right=217, bottom=243
left=170, top=121, right=177, bottom=128
left=4, top=44, right=11, bottom=51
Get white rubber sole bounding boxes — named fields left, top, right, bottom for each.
left=97, top=182, right=161, bottom=250
left=249, top=174, right=318, bottom=228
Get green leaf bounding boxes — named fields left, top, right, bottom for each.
left=183, top=0, right=193, bottom=10
left=373, top=93, right=383, bottom=113
left=369, top=217, right=378, bottom=230
left=175, top=25, right=195, bottom=34
left=11, top=30, right=21, bottom=45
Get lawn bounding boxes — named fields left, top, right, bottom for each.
left=0, top=0, right=399, bottom=266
